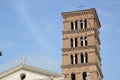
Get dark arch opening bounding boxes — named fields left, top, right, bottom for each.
left=80, top=20, right=83, bottom=29
left=71, top=73, right=76, bottom=80
left=71, top=22, right=74, bottom=30
left=84, top=20, right=87, bottom=28
left=83, top=72, right=87, bottom=80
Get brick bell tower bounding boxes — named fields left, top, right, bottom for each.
left=61, top=8, right=103, bottom=80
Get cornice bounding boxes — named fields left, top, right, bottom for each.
left=61, top=62, right=103, bottom=78
left=62, top=8, right=95, bottom=18
left=61, top=62, right=96, bottom=68
left=62, top=8, right=101, bottom=28
left=62, top=28, right=97, bottom=35
left=0, top=64, right=63, bottom=79
left=62, top=45, right=101, bottom=61
left=62, top=45, right=96, bottom=52
left=63, top=17, right=94, bottom=23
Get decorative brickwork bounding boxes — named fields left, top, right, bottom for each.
left=61, top=8, right=103, bottom=80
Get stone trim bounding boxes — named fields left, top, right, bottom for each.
left=62, top=45, right=96, bottom=52
left=61, top=63, right=96, bottom=68
left=61, top=62, right=103, bottom=78
left=62, top=8, right=95, bottom=17
left=0, top=64, right=63, bottom=79
left=62, top=50, right=101, bottom=62
left=62, top=27, right=97, bottom=35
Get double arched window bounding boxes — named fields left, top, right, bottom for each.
left=81, top=53, right=88, bottom=63
left=71, top=21, right=77, bottom=30
left=80, top=36, right=88, bottom=46
left=70, top=20, right=87, bottom=30
left=70, top=38, right=78, bottom=48
left=70, top=54, right=78, bottom=64
left=80, top=20, right=87, bottom=29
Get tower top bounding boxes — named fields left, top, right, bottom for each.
left=62, top=8, right=101, bottom=28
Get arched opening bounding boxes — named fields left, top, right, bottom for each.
left=71, top=22, right=74, bottom=30
left=71, top=73, right=76, bottom=80
left=83, top=72, right=87, bottom=80
left=70, top=38, right=73, bottom=47
left=75, top=21, right=77, bottom=29
left=80, top=20, right=83, bottom=29
left=81, top=53, right=88, bottom=63
left=75, top=38, right=78, bottom=47
left=80, top=20, right=87, bottom=29
left=84, top=20, right=87, bottom=28
left=81, top=53, right=84, bottom=63
left=85, top=36, right=87, bottom=46
left=85, top=53, right=88, bottom=63
left=70, top=55, right=74, bottom=64
left=80, top=37, right=83, bottom=46
left=75, top=54, right=78, bottom=64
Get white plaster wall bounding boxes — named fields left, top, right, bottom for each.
left=1, top=69, right=49, bottom=80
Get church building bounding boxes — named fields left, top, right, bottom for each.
left=0, top=8, right=103, bottom=80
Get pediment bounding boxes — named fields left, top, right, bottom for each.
left=0, top=64, right=63, bottom=80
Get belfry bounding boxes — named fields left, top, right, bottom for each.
left=61, top=8, right=103, bottom=80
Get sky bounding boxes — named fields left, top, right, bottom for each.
left=0, top=0, right=120, bottom=80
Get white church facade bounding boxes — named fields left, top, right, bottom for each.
left=0, top=63, right=64, bottom=80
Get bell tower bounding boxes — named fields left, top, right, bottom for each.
left=61, top=8, right=103, bottom=80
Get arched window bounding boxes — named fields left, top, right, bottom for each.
left=71, top=73, right=76, bottom=80
left=75, top=21, right=77, bottom=29
left=70, top=54, right=78, bottom=64
left=83, top=72, right=90, bottom=80
left=71, top=21, right=77, bottom=30
left=80, top=37, right=88, bottom=46
left=85, top=36, right=87, bottom=46
left=84, top=20, right=87, bottom=28
left=81, top=53, right=84, bottom=63
left=71, top=38, right=78, bottom=48
left=71, top=38, right=73, bottom=47
left=75, top=54, right=78, bottom=64
left=75, top=38, right=78, bottom=47
left=71, top=22, right=74, bottom=30
left=81, top=53, right=88, bottom=63
left=80, top=20, right=87, bottom=29
left=83, top=72, right=87, bottom=80
left=80, top=20, right=83, bottom=29
left=80, top=37, right=83, bottom=46
left=70, top=55, right=73, bottom=64
left=85, top=53, right=88, bottom=63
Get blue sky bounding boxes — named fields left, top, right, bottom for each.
left=0, top=0, right=120, bottom=80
